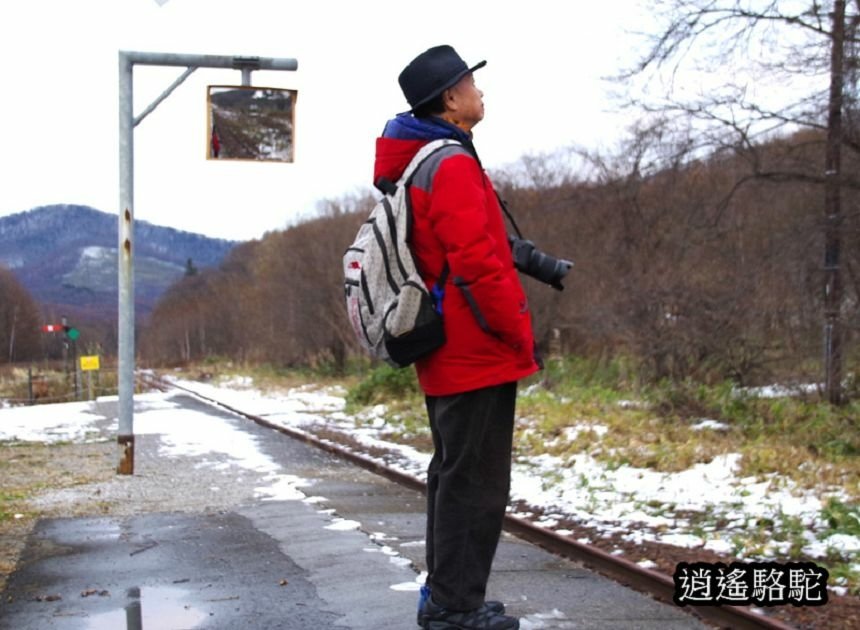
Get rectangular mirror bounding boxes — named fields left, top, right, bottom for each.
left=207, top=85, right=297, bottom=162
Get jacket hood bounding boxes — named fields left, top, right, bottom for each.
left=373, top=137, right=426, bottom=189
left=373, top=114, right=470, bottom=188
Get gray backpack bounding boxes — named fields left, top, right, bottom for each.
left=343, top=139, right=456, bottom=367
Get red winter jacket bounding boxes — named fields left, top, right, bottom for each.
left=374, top=136, right=539, bottom=396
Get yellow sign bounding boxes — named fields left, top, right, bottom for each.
left=80, top=355, right=100, bottom=371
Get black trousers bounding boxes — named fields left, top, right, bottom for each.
left=424, top=381, right=517, bottom=611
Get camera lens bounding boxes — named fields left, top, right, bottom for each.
left=508, top=235, right=573, bottom=290
left=529, top=249, right=572, bottom=288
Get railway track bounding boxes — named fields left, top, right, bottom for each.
left=152, top=375, right=797, bottom=630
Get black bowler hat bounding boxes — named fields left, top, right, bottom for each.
left=398, top=45, right=486, bottom=111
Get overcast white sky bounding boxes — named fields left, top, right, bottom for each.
left=0, top=0, right=653, bottom=241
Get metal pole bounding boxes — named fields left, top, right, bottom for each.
left=122, top=51, right=297, bottom=72
left=61, top=315, right=69, bottom=387
left=73, top=340, right=81, bottom=400
left=116, top=50, right=298, bottom=475
left=134, top=66, right=198, bottom=127
left=118, top=51, right=135, bottom=474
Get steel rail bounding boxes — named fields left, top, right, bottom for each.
left=152, top=375, right=797, bottom=630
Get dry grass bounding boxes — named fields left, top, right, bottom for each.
left=0, top=440, right=114, bottom=592
left=167, top=362, right=360, bottom=397
left=510, top=370, right=860, bottom=497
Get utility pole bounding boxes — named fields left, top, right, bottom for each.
left=824, top=1, right=845, bottom=405
left=118, top=51, right=298, bottom=474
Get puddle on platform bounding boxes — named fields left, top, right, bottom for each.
left=84, top=586, right=208, bottom=630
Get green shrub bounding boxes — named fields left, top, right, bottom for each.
left=346, top=364, right=421, bottom=408
left=821, top=498, right=860, bottom=537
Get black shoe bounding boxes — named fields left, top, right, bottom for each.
left=419, top=595, right=519, bottom=629
left=416, top=587, right=505, bottom=626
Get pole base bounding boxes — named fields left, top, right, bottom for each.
left=117, top=435, right=135, bottom=475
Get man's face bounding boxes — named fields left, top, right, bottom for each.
left=445, top=73, right=484, bottom=131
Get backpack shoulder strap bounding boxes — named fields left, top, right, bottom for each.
left=400, top=139, right=461, bottom=290
left=400, top=139, right=462, bottom=187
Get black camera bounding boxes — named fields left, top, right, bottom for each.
left=508, top=236, right=573, bottom=291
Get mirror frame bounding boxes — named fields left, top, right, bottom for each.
left=206, top=85, right=297, bottom=162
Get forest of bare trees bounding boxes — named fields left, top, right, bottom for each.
left=619, top=0, right=860, bottom=400
left=0, top=267, right=42, bottom=363
left=139, top=125, right=859, bottom=392
left=144, top=201, right=367, bottom=370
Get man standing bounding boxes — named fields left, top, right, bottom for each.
left=374, top=45, right=539, bottom=630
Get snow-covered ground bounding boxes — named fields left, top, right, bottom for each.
left=1, top=374, right=857, bottom=596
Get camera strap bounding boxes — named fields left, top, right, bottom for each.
left=460, top=137, right=525, bottom=241
left=495, top=192, right=524, bottom=240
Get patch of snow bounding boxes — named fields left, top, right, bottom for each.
left=521, top=383, right=542, bottom=396
left=691, top=418, right=730, bottom=431
left=519, top=609, right=570, bottom=630
left=561, top=423, right=608, bottom=441
left=803, top=533, right=860, bottom=558
left=80, top=245, right=114, bottom=260
left=0, top=400, right=104, bottom=443
left=325, top=518, right=361, bottom=531
left=704, top=539, right=735, bottom=554
left=254, top=474, right=307, bottom=501
left=742, top=383, right=820, bottom=398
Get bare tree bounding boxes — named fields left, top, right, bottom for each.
left=623, top=0, right=860, bottom=401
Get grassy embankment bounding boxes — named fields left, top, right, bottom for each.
left=341, top=357, right=860, bottom=593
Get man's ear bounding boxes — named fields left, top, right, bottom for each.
left=442, top=87, right=456, bottom=112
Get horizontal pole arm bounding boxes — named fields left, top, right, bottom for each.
left=119, top=50, right=298, bottom=71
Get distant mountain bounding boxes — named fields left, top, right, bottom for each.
left=0, top=205, right=237, bottom=320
